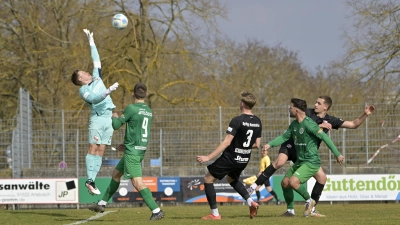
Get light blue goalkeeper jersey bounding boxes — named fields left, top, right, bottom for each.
left=79, top=45, right=115, bottom=116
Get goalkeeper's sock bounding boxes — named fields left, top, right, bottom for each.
left=85, top=154, right=95, bottom=181
left=92, top=155, right=103, bottom=181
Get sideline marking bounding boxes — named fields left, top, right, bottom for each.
left=66, top=211, right=117, bottom=225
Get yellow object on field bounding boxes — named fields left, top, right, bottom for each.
left=242, top=175, right=257, bottom=185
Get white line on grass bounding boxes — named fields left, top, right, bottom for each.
left=65, top=211, right=117, bottom=225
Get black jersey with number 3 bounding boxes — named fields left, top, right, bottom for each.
left=219, top=114, right=262, bottom=166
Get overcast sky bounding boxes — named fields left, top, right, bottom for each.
left=217, top=0, right=352, bottom=70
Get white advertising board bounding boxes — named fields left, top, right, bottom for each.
left=307, top=174, right=400, bottom=201
left=0, top=178, right=79, bottom=204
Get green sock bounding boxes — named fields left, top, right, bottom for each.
left=139, top=188, right=159, bottom=211
left=294, top=183, right=310, bottom=200
left=102, top=179, right=120, bottom=202
left=283, top=187, right=294, bottom=210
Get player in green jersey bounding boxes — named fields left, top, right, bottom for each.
left=263, top=98, right=344, bottom=217
left=88, top=83, right=164, bottom=221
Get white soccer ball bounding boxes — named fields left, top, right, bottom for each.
left=112, top=14, right=128, bottom=30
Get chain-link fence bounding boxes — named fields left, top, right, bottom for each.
left=1, top=97, right=399, bottom=178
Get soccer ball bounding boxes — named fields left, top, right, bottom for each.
left=112, top=14, right=128, bottom=30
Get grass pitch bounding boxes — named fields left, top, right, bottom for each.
left=1, top=203, right=398, bottom=225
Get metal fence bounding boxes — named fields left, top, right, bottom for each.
left=1, top=95, right=400, bottom=178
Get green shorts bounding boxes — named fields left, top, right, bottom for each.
left=115, top=154, right=145, bottom=179
left=285, top=163, right=319, bottom=184
left=88, top=111, right=113, bottom=145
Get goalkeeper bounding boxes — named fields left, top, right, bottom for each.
left=71, top=29, right=119, bottom=196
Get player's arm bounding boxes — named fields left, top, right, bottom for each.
left=112, top=105, right=134, bottom=130
left=79, top=82, right=119, bottom=104
left=317, top=131, right=341, bottom=157
left=196, top=134, right=234, bottom=163
left=310, top=123, right=344, bottom=164
left=264, top=125, right=292, bottom=150
left=252, top=137, right=261, bottom=149
left=340, top=105, right=375, bottom=129
left=83, top=29, right=101, bottom=78
left=79, top=87, right=106, bottom=104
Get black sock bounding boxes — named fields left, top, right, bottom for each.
left=204, top=183, right=217, bottom=209
left=255, top=164, right=276, bottom=185
left=311, top=181, right=325, bottom=205
left=270, top=190, right=279, bottom=201
left=255, top=191, right=260, bottom=201
left=230, top=180, right=250, bottom=200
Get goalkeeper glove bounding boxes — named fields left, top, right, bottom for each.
left=83, top=29, right=95, bottom=46
left=102, top=82, right=119, bottom=98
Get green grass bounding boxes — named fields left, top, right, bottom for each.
left=1, top=203, right=399, bottom=225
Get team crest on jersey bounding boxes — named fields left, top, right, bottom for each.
left=299, top=128, right=304, bottom=134
left=120, top=114, right=125, bottom=118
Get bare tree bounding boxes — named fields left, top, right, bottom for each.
left=343, top=0, right=400, bottom=94
left=99, top=0, right=229, bottom=108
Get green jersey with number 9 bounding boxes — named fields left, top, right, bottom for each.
left=112, top=102, right=152, bottom=156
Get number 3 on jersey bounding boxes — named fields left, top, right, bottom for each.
left=243, top=130, right=253, bottom=147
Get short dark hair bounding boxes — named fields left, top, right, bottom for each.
left=291, top=98, right=307, bottom=112
left=71, top=70, right=81, bottom=86
left=134, top=83, right=147, bottom=99
left=319, top=95, right=332, bottom=110
left=240, top=91, right=256, bottom=109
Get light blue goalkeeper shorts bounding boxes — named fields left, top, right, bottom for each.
left=88, top=110, right=113, bottom=145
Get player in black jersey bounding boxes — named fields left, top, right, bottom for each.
left=248, top=96, right=375, bottom=217
left=196, top=91, right=262, bottom=220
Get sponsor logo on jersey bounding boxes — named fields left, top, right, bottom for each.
left=134, top=146, right=147, bottom=150
left=242, top=122, right=260, bottom=127
left=234, top=148, right=251, bottom=154
left=234, top=155, right=249, bottom=162
left=138, top=110, right=152, bottom=117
